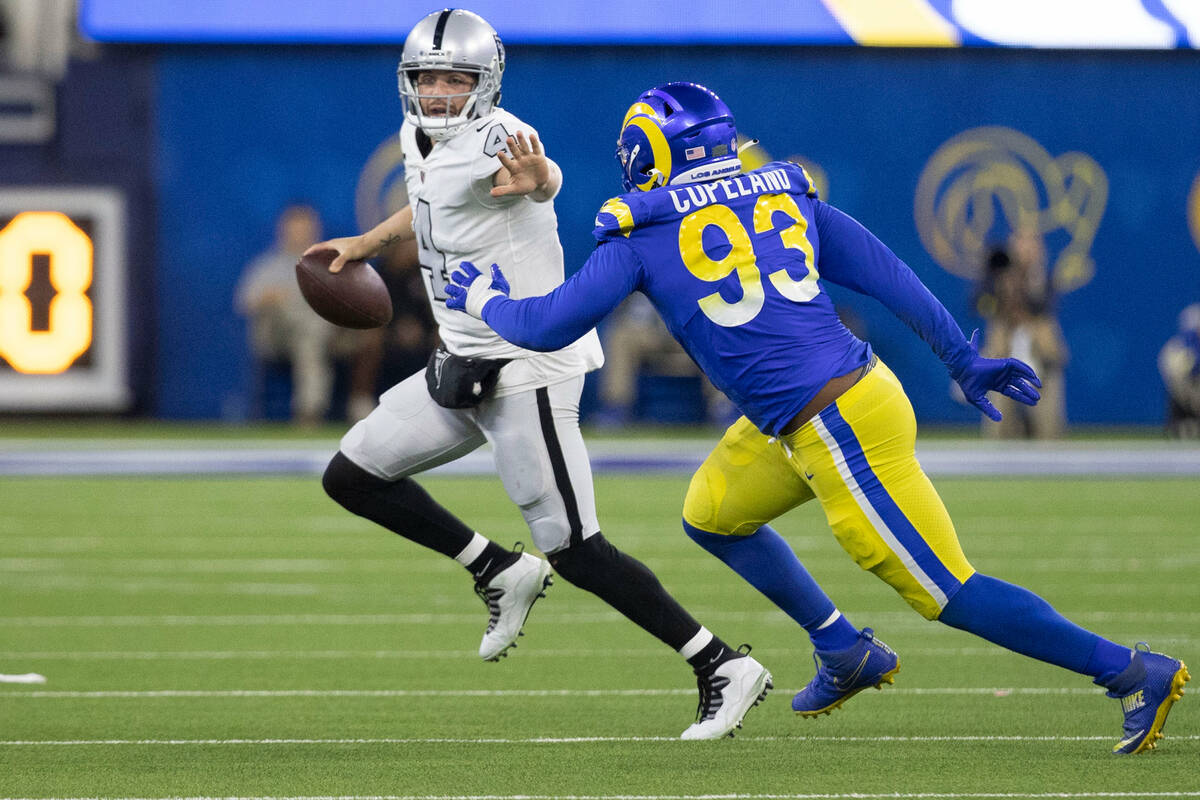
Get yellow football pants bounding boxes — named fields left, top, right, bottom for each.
left=683, top=360, right=975, bottom=619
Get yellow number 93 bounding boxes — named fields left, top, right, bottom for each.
left=677, top=193, right=819, bottom=327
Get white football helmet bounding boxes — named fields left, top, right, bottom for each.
left=398, top=9, right=505, bottom=141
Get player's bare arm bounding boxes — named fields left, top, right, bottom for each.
left=491, top=131, right=561, bottom=202
left=303, top=205, right=415, bottom=273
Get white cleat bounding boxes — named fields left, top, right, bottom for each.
left=476, top=552, right=553, bottom=661
left=680, top=653, right=772, bottom=740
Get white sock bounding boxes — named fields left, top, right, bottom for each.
left=816, top=609, right=843, bottom=630
left=453, top=532, right=489, bottom=567
left=678, top=627, right=715, bottom=659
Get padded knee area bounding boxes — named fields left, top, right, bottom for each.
left=320, top=450, right=473, bottom=559
left=682, top=467, right=720, bottom=532
left=322, top=451, right=390, bottom=508
left=517, top=494, right=575, bottom=555
left=682, top=415, right=813, bottom=537
left=548, top=532, right=664, bottom=604
left=547, top=532, right=614, bottom=586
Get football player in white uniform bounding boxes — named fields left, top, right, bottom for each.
left=304, top=8, right=770, bottom=739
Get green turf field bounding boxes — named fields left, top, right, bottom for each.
left=1, top=473, right=1196, bottom=799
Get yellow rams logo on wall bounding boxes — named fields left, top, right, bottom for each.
left=356, top=132, right=409, bottom=232
left=1189, top=171, right=1200, bottom=253
left=914, top=126, right=1107, bottom=294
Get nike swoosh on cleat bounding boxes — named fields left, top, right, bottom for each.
left=834, top=652, right=870, bottom=689
left=1115, top=729, right=1146, bottom=752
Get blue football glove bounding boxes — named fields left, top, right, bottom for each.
left=949, top=330, right=1043, bottom=422
left=445, top=261, right=511, bottom=318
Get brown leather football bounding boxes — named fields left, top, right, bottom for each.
left=295, top=249, right=393, bottom=329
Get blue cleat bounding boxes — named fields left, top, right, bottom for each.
left=1104, top=644, right=1189, bottom=755
left=792, top=627, right=899, bottom=717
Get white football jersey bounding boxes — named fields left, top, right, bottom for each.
left=400, top=108, right=603, bottom=396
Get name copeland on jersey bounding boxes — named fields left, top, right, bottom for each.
left=665, top=166, right=797, bottom=214
left=400, top=107, right=602, bottom=393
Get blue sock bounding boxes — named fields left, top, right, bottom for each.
left=683, top=520, right=859, bottom=651
left=938, top=573, right=1131, bottom=680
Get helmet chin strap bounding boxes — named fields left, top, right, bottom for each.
left=422, top=121, right=463, bottom=141
left=418, top=94, right=480, bottom=140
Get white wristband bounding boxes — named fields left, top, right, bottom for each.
left=463, top=275, right=502, bottom=319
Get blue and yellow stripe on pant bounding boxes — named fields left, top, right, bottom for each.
left=684, top=359, right=975, bottom=619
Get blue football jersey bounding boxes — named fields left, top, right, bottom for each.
left=479, top=161, right=972, bottom=435
left=588, top=161, right=869, bottom=433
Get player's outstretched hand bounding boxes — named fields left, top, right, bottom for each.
left=446, top=261, right=511, bottom=319
left=950, top=330, right=1042, bottom=421
left=491, top=132, right=552, bottom=198
left=303, top=235, right=378, bottom=274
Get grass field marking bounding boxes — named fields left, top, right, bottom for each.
left=2, top=610, right=1196, bottom=627
left=0, top=576, right=327, bottom=597
left=1, top=792, right=1199, bottom=800
left=2, top=688, right=693, bottom=698
left=0, top=612, right=628, bottom=627
left=0, top=556, right=397, bottom=573
left=3, top=437, right=1200, bottom=477
left=3, top=735, right=1200, bottom=746
left=0, top=645, right=1070, bottom=660
left=0, top=687, right=1114, bottom=698
left=0, top=648, right=707, bottom=661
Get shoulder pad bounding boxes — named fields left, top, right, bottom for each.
left=593, top=196, right=636, bottom=240
left=783, top=161, right=820, bottom=199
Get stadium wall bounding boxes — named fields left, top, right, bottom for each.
left=0, top=50, right=159, bottom=414
left=144, top=45, right=1199, bottom=423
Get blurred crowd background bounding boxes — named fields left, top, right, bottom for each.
left=1, top=0, right=1199, bottom=436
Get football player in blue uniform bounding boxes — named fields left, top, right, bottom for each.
left=446, top=82, right=1189, bottom=754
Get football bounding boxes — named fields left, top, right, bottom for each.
left=295, top=249, right=393, bottom=329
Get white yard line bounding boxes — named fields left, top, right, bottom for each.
left=1, top=440, right=1199, bottom=476
left=5, top=645, right=1102, bottom=660
left=0, top=738, right=1195, bottom=753
left=2, top=558, right=1196, bottom=575
left=3, top=735, right=1200, bottom=746
left=2, top=793, right=1200, bottom=800
left=1, top=610, right=1195, bottom=627
left=0, top=612, right=628, bottom=627
left=0, top=687, right=1112, bottom=698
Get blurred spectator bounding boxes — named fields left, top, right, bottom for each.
left=1158, top=303, right=1200, bottom=438
left=972, top=226, right=1069, bottom=438
left=594, top=293, right=733, bottom=426
left=235, top=204, right=346, bottom=427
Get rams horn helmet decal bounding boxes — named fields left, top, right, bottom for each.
left=616, top=82, right=742, bottom=193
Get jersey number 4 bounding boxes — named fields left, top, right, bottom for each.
left=413, top=199, right=451, bottom=301
left=678, top=193, right=819, bottom=327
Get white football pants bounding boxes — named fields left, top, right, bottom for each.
left=339, top=371, right=600, bottom=555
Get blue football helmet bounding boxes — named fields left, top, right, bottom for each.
left=616, top=82, right=742, bottom=193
